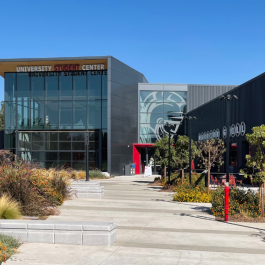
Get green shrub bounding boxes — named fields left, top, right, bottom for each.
left=211, top=187, right=261, bottom=218
left=89, top=170, right=107, bottom=179
left=173, top=184, right=212, bottom=203
left=0, top=194, right=21, bottom=219
left=0, top=234, right=21, bottom=263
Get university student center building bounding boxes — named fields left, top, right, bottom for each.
left=0, top=56, right=238, bottom=176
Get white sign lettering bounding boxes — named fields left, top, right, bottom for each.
left=82, top=64, right=104, bottom=70
left=16, top=66, right=52, bottom=72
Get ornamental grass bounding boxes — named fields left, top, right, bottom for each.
left=0, top=194, right=21, bottom=219
left=0, top=150, right=74, bottom=217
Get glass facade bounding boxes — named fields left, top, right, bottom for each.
left=139, top=90, right=187, bottom=143
left=4, top=70, right=108, bottom=171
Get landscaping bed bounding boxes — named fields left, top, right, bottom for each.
left=0, top=234, right=21, bottom=264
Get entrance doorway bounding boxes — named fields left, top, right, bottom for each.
left=133, top=144, right=156, bottom=174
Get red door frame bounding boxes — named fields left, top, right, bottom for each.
left=133, top=143, right=154, bottom=174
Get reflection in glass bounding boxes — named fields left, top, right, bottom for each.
left=45, top=101, right=58, bottom=129
left=88, top=72, right=101, bottom=99
left=72, top=132, right=85, bottom=141
left=102, top=100, right=107, bottom=128
left=5, top=73, right=16, bottom=101
left=59, top=73, right=72, bottom=99
left=102, top=71, right=107, bottom=99
left=73, top=101, right=86, bottom=129
left=46, top=132, right=58, bottom=141
left=46, top=142, right=58, bottom=150
left=88, top=100, right=101, bottom=129
left=59, top=132, right=71, bottom=141
left=45, top=74, right=58, bottom=100
left=17, top=73, right=30, bottom=100
left=5, top=131, right=16, bottom=149
left=5, top=102, right=16, bottom=129
left=140, top=134, right=158, bottom=143
left=73, top=74, right=86, bottom=99
left=32, top=142, right=45, bottom=150
left=59, top=142, right=71, bottom=150
left=31, top=75, right=44, bottom=100
left=31, top=100, right=44, bottom=129
left=32, top=132, right=45, bottom=141
left=72, top=142, right=85, bottom=150
left=59, top=101, right=72, bottom=129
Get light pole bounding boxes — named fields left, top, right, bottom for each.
left=165, top=122, right=175, bottom=183
left=183, top=115, right=197, bottom=184
left=219, top=94, right=238, bottom=222
left=85, top=131, right=89, bottom=181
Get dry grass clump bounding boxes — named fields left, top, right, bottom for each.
left=0, top=194, right=21, bottom=219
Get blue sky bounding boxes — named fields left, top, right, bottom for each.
left=1, top=0, right=265, bottom=102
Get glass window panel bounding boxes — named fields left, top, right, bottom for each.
left=140, top=113, right=163, bottom=124
left=59, top=142, right=71, bottom=150
left=72, top=132, right=85, bottom=141
left=32, top=142, right=45, bottom=150
left=5, top=102, right=16, bottom=129
left=18, top=132, right=31, bottom=151
left=73, top=101, right=86, bottom=129
left=5, top=73, right=16, bottom=101
left=73, top=73, right=86, bottom=100
left=59, top=132, right=71, bottom=141
left=102, top=71, right=107, bottom=99
left=88, top=71, right=101, bottom=99
left=72, top=142, right=85, bottom=150
left=19, top=151, right=31, bottom=161
left=88, top=142, right=99, bottom=151
left=45, top=161, right=57, bottom=169
left=102, top=130, right=107, bottom=148
left=59, top=152, right=70, bottom=160
left=32, top=152, right=46, bottom=161
left=164, top=91, right=187, bottom=103
left=46, top=142, right=58, bottom=150
left=31, top=100, right=45, bottom=129
left=140, top=134, right=159, bottom=144
left=102, top=100, right=107, bottom=129
left=88, top=100, right=101, bottom=129
left=46, top=152, right=58, bottom=160
left=17, top=100, right=31, bottom=129
left=163, top=102, right=182, bottom=115
left=17, top=73, right=30, bottom=100
left=140, top=124, right=157, bottom=134
left=46, top=132, right=58, bottom=141
left=140, top=102, right=163, bottom=113
left=19, top=132, right=32, bottom=141
left=73, top=162, right=85, bottom=170
left=32, top=132, right=45, bottom=141
left=89, top=152, right=98, bottom=161
left=140, top=91, right=163, bottom=102
left=45, top=101, right=58, bottom=129
left=45, top=74, right=58, bottom=100
left=5, top=131, right=15, bottom=149
left=73, top=152, right=85, bottom=161
left=59, top=72, right=72, bottom=100
left=59, top=101, right=72, bottom=129
left=89, top=131, right=99, bottom=142
left=31, top=75, right=44, bottom=100
left=164, top=113, right=183, bottom=122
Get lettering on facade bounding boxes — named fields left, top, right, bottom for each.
left=16, top=66, right=52, bottom=72
left=223, top=122, right=246, bottom=139
left=198, top=129, right=220, bottom=141
left=16, top=64, right=105, bottom=72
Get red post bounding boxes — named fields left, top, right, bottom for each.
left=224, top=182, right=229, bottom=222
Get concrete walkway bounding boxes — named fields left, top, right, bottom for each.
left=7, top=175, right=265, bottom=265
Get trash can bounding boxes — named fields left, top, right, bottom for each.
left=131, top=164, right=135, bottom=175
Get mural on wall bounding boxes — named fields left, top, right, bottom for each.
left=140, top=91, right=187, bottom=143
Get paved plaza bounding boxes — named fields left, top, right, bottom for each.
left=6, top=175, right=265, bottom=265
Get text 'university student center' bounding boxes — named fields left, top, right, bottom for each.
left=0, top=56, right=264, bottom=176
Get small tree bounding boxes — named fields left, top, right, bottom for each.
left=154, top=134, right=177, bottom=181
left=196, top=138, right=226, bottom=192
left=175, top=135, right=200, bottom=183
left=240, top=125, right=265, bottom=217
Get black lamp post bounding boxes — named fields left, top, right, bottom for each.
left=85, top=131, right=89, bottom=181
left=219, top=94, right=238, bottom=183
left=165, top=122, right=175, bottom=183
left=183, top=115, right=197, bottom=184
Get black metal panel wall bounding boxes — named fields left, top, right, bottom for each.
left=185, top=72, right=265, bottom=171
left=109, top=58, right=146, bottom=175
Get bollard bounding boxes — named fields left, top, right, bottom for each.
left=224, top=182, right=229, bottom=222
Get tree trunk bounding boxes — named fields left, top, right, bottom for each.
left=181, top=169, right=184, bottom=184
left=164, top=165, right=166, bottom=180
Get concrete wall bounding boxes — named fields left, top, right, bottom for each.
left=108, top=58, right=146, bottom=175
